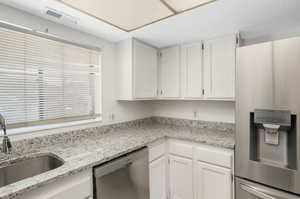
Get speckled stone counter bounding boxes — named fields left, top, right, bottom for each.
left=0, top=117, right=235, bottom=199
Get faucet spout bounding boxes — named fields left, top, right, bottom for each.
left=0, top=114, right=12, bottom=153
left=2, top=136, right=12, bottom=153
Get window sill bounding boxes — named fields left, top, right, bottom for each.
left=7, top=117, right=102, bottom=136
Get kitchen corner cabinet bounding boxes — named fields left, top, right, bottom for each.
left=158, top=46, right=181, bottom=99
left=17, top=170, right=93, bottom=199
left=116, top=38, right=158, bottom=100
left=203, top=35, right=236, bottom=100
left=181, top=42, right=204, bottom=99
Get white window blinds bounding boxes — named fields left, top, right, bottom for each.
left=0, top=26, right=100, bottom=129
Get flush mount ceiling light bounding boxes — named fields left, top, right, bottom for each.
left=56, top=0, right=216, bottom=32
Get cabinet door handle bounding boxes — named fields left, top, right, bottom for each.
left=160, top=90, right=163, bottom=95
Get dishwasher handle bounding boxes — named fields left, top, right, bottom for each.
left=94, top=156, right=131, bottom=178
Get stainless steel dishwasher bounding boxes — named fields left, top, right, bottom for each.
left=93, top=147, right=149, bottom=199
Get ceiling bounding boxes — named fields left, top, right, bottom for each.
left=1, top=0, right=300, bottom=48
left=57, top=0, right=215, bottom=31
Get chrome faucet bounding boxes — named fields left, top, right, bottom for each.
left=0, top=114, right=12, bottom=153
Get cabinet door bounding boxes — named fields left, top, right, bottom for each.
left=182, top=43, right=203, bottom=99
left=194, top=161, right=232, bottom=199
left=150, top=156, right=167, bottom=199
left=46, top=177, right=91, bottom=199
left=19, top=170, right=92, bottom=199
left=169, top=155, right=193, bottom=199
left=133, top=40, right=158, bottom=99
left=203, top=35, right=236, bottom=100
left=159, top=46, right=181, bottom=98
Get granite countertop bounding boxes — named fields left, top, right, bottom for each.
left=0, top=117, right=235, bottom=199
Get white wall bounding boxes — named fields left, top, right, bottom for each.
left=0, top=4, right=153, bottom=139
left=0, top=4, right=235, bottom=140
left=152, top=101, right=235, bottom=123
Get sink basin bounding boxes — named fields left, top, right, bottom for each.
left=0, top=154, right=64, bottom=188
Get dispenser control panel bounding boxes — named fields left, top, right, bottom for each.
left=254, top=109, right=291, bottom=127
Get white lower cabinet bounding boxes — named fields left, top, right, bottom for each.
left=194, top=161, right=232, bottom=199
left=150, top=156, right=167, bottom=199
left=18, top=170, right=92, bottom=199
left=169, top=155, right=193, bottom=199
left=149, top=139, right=234, bottom=199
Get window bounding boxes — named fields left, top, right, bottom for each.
left=0, top=26, right=101, bottom=130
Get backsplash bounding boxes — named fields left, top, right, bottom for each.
left=153, top=116, right=235, bottom=132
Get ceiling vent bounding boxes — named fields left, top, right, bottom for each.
left=44, top=7, right=78, bottom=25
left=46, top=9, right=62, bottom=19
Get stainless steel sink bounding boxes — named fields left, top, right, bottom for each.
left=0, top=154, right=64, bottom=188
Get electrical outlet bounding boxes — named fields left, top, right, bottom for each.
left=109, top=113, right=115, bottom=121
left=193, top=111, right=198, bottom=119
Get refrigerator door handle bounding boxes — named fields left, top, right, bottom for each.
left=240, top=183, right=278, bottom=199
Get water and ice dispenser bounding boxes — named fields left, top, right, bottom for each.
left=249, top=109, right=297, bottom=169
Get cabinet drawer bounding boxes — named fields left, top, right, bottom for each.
left=194, top=145, right=232, bottom=168
left=149, top=141, right=166, bottom=162
left=169, top=140, right=193, bottom=159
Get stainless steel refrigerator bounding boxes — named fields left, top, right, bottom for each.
left=235, top=37, right=300, bottom=198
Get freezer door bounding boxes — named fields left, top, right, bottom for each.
left=235, top=177, right=300, bottom=199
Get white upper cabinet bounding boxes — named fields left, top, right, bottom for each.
left=181, top=42, right=203, bottom=99
left=158, top=46, right=181, bottom=99
left=134, top=40, right=158, bottom=99
left=203, top=35, right=236, bottom=100
left=116, top=35, right=236, bottom=101
left=116, top=38, right=158, bottom=100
